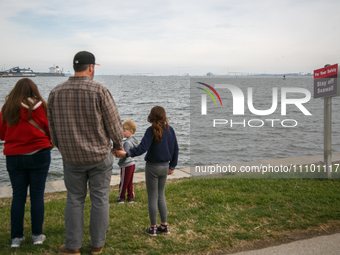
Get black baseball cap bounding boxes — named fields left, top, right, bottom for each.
left=73, top=51, right=100, bottom=66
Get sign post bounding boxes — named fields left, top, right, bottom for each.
left=313, top=63, right=339, bottom=178
left=324, top=97, right=331, bottom=178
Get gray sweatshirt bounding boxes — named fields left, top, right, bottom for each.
left=118, top=136, right=139, bottom=168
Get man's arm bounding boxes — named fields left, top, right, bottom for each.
left=101, top=89, right=124, bottom=149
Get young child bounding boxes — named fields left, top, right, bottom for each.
left=114, top=106, right=179, bottom=236
left=117, top=120, right=139, bottom=203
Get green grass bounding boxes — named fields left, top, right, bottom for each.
left=1, top=177, right=340, bottom=254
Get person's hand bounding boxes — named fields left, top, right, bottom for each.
left=168, top=169, right=174, bottom=175
left=114, top=149, right=126, bottom=158
left=113, top=148, right=126, bottom=158
left=112, top=149, right=117, bottom=157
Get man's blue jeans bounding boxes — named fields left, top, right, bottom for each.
left=6, top=148, right=51, bottom=239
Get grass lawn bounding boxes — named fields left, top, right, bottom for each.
left=0, top=177, right=340, bottom=254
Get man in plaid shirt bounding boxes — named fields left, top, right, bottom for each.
left=48, top=51, right=123, bottom=255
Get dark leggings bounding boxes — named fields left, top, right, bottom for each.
left=145, top=164, right=168, bottom=225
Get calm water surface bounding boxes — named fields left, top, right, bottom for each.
left=0, top=76, right=190, bottom=186
left=0, top=76, right=339, bottom=186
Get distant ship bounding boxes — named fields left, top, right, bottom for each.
left=0, top=66, right=65, bottom=77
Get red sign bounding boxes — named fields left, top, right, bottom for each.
left=314, top=63, right=338, bottom=98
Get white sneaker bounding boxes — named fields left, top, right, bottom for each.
left=11, top=237, right=25, bottom=248
left=32, top=234, right=46, bottom=245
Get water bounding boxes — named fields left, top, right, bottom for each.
left=1, top=76, right=339, bottom=186
left=0, top=76, right=190, bottom=187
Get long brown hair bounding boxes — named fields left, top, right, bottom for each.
left=1, top=78, right=47, bottom=127
left=147, top=106, right=169, bottom=144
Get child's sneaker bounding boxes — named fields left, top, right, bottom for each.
left=11, top=237, right=25, bottom=248
left=157, top=224, right=171, bottom=235
left=145, top=226, right=157, bottom=237
left=117, top=199, right=124, bottom=204
left=127, top=198, right=134, bottom=203
left=32, top=234, right=46, bottom=245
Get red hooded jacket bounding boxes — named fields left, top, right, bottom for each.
left=0, top=101, right=51, bottom=155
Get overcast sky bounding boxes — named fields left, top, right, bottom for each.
left=1, top=0, right=339, bottom=75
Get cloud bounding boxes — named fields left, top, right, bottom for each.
left=0, top=0, right=340, bottom=75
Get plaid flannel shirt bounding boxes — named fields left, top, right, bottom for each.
left=48, top=76, right=123, bottom=165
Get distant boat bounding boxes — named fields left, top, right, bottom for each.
left=0, top=66, right=65, bottom=77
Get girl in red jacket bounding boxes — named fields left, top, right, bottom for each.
left=0, top=78, right=51, bottom=248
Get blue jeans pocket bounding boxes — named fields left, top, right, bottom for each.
left=31, top=149, right=51, bottom=169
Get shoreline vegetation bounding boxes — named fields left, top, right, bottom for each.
left=0, top=176, right=340, bottom=254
